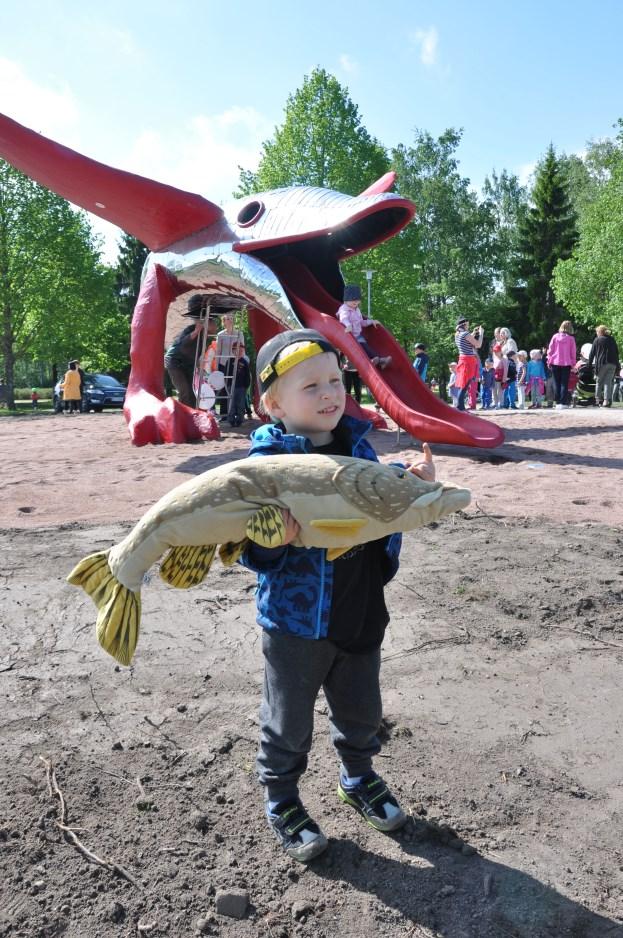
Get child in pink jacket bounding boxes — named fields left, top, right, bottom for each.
left=337, top=285, right=391, bottom=370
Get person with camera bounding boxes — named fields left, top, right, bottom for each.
left=454, top=317, right=484, bottom=411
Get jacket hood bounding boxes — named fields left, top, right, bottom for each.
left=249, top=414, right=372, bottom=456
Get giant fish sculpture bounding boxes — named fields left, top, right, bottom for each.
left=68, top=454, right=471, bottom=665
left=0, top=111, right=503, bottom=449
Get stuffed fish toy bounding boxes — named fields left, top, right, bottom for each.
left=68, top=455, right=471, bottom=665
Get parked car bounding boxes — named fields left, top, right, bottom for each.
left=53, top=373, right=127, bottom=413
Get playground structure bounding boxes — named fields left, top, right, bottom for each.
left=0, top=112, right=504, bottom=448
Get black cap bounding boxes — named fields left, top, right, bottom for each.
left=343, top=284, right=361, bottom=302
left=256, top=329, right=339, bottom=394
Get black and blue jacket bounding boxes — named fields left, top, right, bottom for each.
left=240, top=415, right=402, bottom=640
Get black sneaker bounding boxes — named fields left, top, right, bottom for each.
left=267, top=799, right=328, bottom=862
left=338, top=772, right=407, bottom=832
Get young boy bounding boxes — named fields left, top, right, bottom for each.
left=241, top=329, right=434, bottom=862
left=503, top=349, right=518, bottom=409
left=337, top=285, right=392, bottom=370
left=480, top=360, right=495, bottom=409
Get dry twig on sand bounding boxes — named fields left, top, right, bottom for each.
left=382, top=633, right=471, bottom=662
left=89, top=681, right=114, bottom=732
left=474, top=501, right=510, bottom=527
left=39, top=756, right=138, bottom=887
left=541, top=623, right=623, bottom=651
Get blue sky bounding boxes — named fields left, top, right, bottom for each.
left=1, top=0, right=621, bottom=260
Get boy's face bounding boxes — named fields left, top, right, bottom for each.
left=268, top=351, right=346, bottom=444
left=345, top=299, right=360, bottom=309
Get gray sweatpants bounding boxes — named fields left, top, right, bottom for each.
left=596, top=363, right=616, bottom=404
left=257, top=630, right=382, bottom=803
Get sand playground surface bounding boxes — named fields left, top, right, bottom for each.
left=1, top=406, right=622, bottom=937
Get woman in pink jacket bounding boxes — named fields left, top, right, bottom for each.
left=547, top=320, right=577, bottom=409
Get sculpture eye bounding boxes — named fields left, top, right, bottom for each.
left=237, top=200, right=265, bottom=227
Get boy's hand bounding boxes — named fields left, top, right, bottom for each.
left=281, top=509, right=301, bottom=544
left=407, top=442, right=436, bottom=482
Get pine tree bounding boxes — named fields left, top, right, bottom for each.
left=116, top=233, right=149, bottom=319
left=511, top=146, right=577, bottom=346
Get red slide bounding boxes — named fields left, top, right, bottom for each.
left=267, top=259, right=504, bottom=448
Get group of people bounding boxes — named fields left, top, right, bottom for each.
left=450, top=320, right=621, bottom=411
left=164, top=298, right=252, bottom=426
left=165, top=283, right=396, bottom=419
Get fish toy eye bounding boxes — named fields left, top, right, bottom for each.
left=237, top=200, right=265, bottom=227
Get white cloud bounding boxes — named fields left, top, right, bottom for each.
left=0, top=57, right=80, bottom=138
left=517, top=161, right=537, bottom=187
left=94, top=25, right=141, bottom=58
left=124, top=106, right=272, bottom=207
left=0, top=59, right=271, bottom=263
left=411, top=27, right=439, bottom=67
left=339, top=54, right=359, bottom=75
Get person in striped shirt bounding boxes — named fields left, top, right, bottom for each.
left=454, top=317, right=484, bottom=410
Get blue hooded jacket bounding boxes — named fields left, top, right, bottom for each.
left=240, top=415, right=402, bottom=640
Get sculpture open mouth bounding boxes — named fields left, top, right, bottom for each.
left=235, top=199, right=504, bottom=449
left=239, top=203, right=413, bottom=306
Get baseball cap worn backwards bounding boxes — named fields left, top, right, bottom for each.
left=256, top=329, right=339, bottom=394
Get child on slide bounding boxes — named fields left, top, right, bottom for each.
left=337, top=285, right=392, bottom=370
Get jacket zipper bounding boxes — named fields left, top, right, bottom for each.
left=315, top=552, right=325, bottom=638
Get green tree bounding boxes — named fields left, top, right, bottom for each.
left=0, top=162, right=127, bottom=405
left=236, top=67, right=389, bottom=196
left=553, top=158, right=623, bottom=338
left=388, top=129, right=498, bottom=388
left=116, top=232, right=149, bottom=320
left=509, top=145, right=578, bottom=347
left=561, top=124, right=623, bottom=221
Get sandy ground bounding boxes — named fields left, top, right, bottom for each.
left=1, top=407, right=622, bottom=937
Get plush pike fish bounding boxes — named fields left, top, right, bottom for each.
left=68, top=455, right=470, bottom=665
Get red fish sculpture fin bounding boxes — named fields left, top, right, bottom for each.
left=0, top=112, right=223, bottom=250
left=359, top=172, right=397, bottom=196
left=124, top=264, right=219, bottom=445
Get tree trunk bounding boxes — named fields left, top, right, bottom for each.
left=2, top=302, right=15, bottom=409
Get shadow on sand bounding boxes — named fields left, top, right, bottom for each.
left=310, top=823, right=621, bottom=937
left=429, top=422, right=623, bottom=472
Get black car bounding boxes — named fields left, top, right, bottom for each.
left=53, top=373, right=127, bottom=413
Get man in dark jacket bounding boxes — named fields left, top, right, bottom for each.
left=164, top=295, right=219, bottom=407
left=588, top=325, right=620, bottom=407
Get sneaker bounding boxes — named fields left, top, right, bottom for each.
left=338, top=772, right=407, bottom=832
left=267, top=799, right=328, bottom=863
left=380, top=356, right=393, bottom=370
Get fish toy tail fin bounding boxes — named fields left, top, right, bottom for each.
left=67, top=550, right=141, bottom=666
left=159, top=544, right=217, bottom=588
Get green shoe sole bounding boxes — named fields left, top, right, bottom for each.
left=337, top=782, right=407, bottom=833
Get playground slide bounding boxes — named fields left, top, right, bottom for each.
left=267, top=259, right=504, bottom=448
